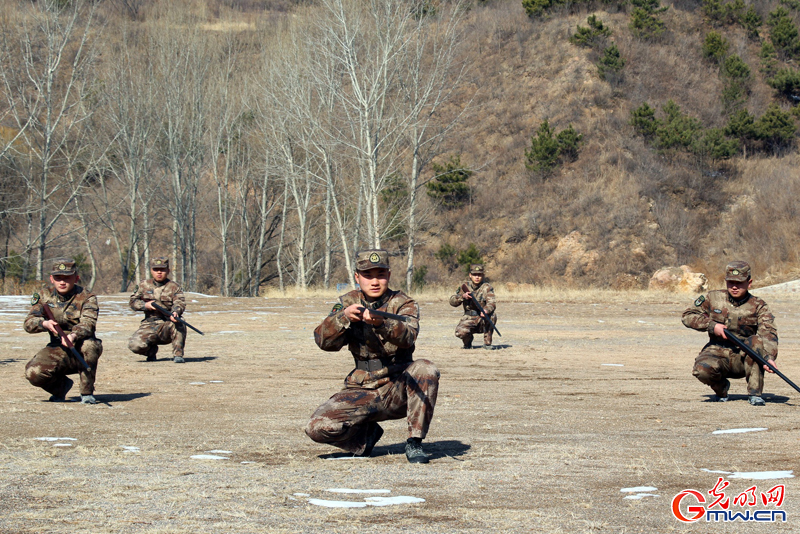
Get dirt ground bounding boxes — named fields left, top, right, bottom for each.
left=1, top=287, right=800, bottom=533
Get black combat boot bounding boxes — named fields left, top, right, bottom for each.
left=405, top=438, right=429, bottom=464
left=356, top=422, right=384, bottom=457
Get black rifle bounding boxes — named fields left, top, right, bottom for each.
left=151, top=302, right=204, bottom=335
left=461, top=283, right=501, bottom=337
left=724, top=329, right=800, bottom=394
left=41, top=302, right=92, bottom=372
left=356, top=306, right=412, bottom=323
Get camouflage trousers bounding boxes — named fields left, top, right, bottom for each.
left=455, top=314, right=497, bottom=347
left=692, top=341, right=768, bottom=397
left=25, top=338, right=103, bottom=396
left=305, top=359, right=440, bottom=455
left=127, top=319, right=186, bottom=359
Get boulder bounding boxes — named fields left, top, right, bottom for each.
left=649, top=265, right=708, bottom=293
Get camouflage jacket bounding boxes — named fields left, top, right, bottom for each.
left=449, top=280, right=496, bottom=316
left=129, top=278, right=185, bottom=321
left=315, top=289, right=420, bottom=368
left=24, top=285, right=99, bottom=344
left=682, top=289, right=778, bottom=359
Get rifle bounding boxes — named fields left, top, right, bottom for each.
left=40, top=302, right=92, bottom=372
left=356, top=306, right=412, bottom=323
left=150, top=301, right=204, bottom=335
left=724, top=329, right=800, bottom=394
left=461, top=283, right=501, bottom=337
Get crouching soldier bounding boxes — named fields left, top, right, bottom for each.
left=128, top=257, right=187, bottom=363
left=24, top=258, right=102, bottom=404
left=305, top=249, right=440, bottom=463
left=449, top=264, right=497, bottom=350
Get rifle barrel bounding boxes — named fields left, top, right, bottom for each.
left=150, top=302, right=204, bottom=335
left=724, top=329, right=800, bottom=394
left=40, top=303, right=92, bottom=372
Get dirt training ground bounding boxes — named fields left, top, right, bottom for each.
left=1, top=288, right=800, bottom=533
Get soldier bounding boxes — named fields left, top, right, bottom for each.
left=24, top=258, right=102, bottom=404
left=305, top=249, right=440, bottom=464
left=128, top=257, right=187, bottom=363
left=449, top=264, right=497, bottom=350
left=682, top=261, right=778, bottom=405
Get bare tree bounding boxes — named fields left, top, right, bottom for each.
left=0, top=1, right=100, bottom=280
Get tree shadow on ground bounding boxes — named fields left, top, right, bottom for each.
left=319, top=440, right=470, bottom=461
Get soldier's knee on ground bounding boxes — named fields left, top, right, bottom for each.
left=408, top=359, right=440, bottom=381
left=305, top=417, right=342, bottom=444
left=25, top=362, right=49, bottom=387
left=127, top=337, right=149, bottom=354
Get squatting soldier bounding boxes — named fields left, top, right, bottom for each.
left=24, top=258, right=102, bottom=404
left=128, top=257, right=187, bottom=363
left=682, top=261, right=778, bottom=405
left=449, top=264, right=497, bottom=350
left=305, top=249, right=440, bottom=464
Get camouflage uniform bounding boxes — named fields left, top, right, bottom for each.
left=127, top=258, right=187, bottom=361
left=682, top=262, right=778, bottom=398
left=305, top=251, right=440, bottom=456
left=24, top=260, right=102, bottom=398
left=449, top=265, right=497, bottom=348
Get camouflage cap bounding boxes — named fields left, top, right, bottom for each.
left=469, top=264, right=485, bottom=275
left=355, top=249, right=390, bottom=271
left=725, top=261, right=751, bottom=282
left=50, top=258, right=76, bottom=276
left=150, top=256, right=170, bottom=269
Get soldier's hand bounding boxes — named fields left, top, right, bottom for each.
left=42, top=319, right=59, bottom=335
left=462, top=291, right=472, bottom=301
left=344, top=304, right=364, bottom=323
left=362, top=308, right=384, bottom=327
left=144, top=301, right=155, bottom=311
left=170, top=312, right=179, bottom=323
left=765, top=359, right=777, bottom=373
left=713, top=323, right=727, bottom=339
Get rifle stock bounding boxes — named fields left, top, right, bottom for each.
left=461, top=284, right=501, bottom=337
left=723, top=329, right=800, bottom=394
left=150, top=301, right=204, bottom=335
left=40, top=302, right=92, bottom=372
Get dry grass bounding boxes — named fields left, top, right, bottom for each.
left=3, top=289, right=800, bottom=533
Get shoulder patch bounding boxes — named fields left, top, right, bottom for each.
left=329, top=303, right=343, bottom=316
left=694, top=295, right=705, bottom=307
left=31, top=292, right=40, bottom=306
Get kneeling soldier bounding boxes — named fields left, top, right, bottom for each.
left=24, top=258, right=102, bottom=404
left=305, top=249, right=440, bottom=463
left=128, top=257, right=187, bottom=363
left=449, top=264, right=497, bottom=350
left=682, top=261, right=778, bottom=405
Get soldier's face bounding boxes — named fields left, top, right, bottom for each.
left=151, top=267, right=169, bottom=282
left=470, top=273, right=484, bottom=285
left=726, top=278, right=751, bottom=299
left=50, top=274, right=78, bottom=295
left=355, top=268, right=390, bottom=300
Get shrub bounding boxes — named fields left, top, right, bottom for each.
left=690, top=127, right=739, bottom=161
left=522, top=0, right=556, bottom=18
left=760, top=41, right=779, bottom=77
left=630, top=102, right=659, bottom=138
left=768, top=7, right=800, bottom=58
left=630, top=0, right=668, bottom=40
left=525, top=120, right=583, bottom=174
left=655, top=100, right=702, bottom=150
left=741, top=6, right=762, bottom=39
left=768, top=67, right=800, bottom=102
left=426, top=155, right=472, bottom=209
left=457, top=244, right=483, bottom=274
left=724, top=108, right=757, bottom=156
left=570, top=14, right=612, bottom=48
left=411, top=265, right=428, bottom=290
left=597, top=43, right=626, bottom=80
left=702, top=31, right=730, bottom=63
left=755, top=103, right=797, bottom=152
left=720, top=54, right=751, bottom=113
left=435, top=243, right=458, bottom=272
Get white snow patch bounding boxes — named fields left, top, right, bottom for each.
left=191, top=454, right=229, bottom=460
left=35, top=437, right=76, bottom=442
left=121, top=446, right=140, bottom=452
left=294, top=493, right=310, bottom=497
left=621, top=486, right=658, bottom=493
left=214, top=330, right=245, bottom=335
left=326, top=489, right=391, bottom=494
left=207, top=450, right=232, bottom=454
left=189, top=382, right=206, bottom=385
left=308, top=496, right=424, bottom=508
left=712, top=427, right=768, bottom=435
left=53, top=443, right=73, bottom=447
left=209, top=380, right=223, bottom=383
left=702, top=468, right=794, bottom=479
left=325, top=456, right=368, bottom=461
left=601, top=364, right=624, bottom=367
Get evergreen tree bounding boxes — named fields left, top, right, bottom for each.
left=426, top=155, right=473, bottom=209
left=525, top=119, right=561, bottom=173
left=755, top=103, right=797, bottom=152
left=597, top=43, right=626, bottom=81
left=630, top=0, right=668, bottom=40
left=570, top=14, right=612, bottom=48
left=702, top=31, right=730, bottom=64
left=760, top=41, right=779, bottom=77
left=741, top=6, right=762, bottom=40
left=656, top=100, right=702, bottom=150
left=720, top=54, right=751, bottom=113
left=630, top=102, right=659, bottom=138
left=768, top=68, right=800, bottom=102
left=768, top=7, right=800, bottom=58
left=690, top=128, right=739, bottom=162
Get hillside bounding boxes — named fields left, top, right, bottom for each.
left=2, top=0, right=799, bottom=294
